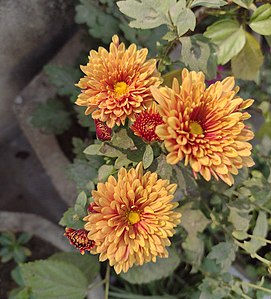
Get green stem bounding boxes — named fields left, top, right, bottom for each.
left=240, top=293, right=253, bottom=299
left=88, top=279, right=106, bottom=292
left=251, top=202, right=271, bottom=215
left=242, top=281, right=271, bottom=295
left=104, top=262, right=110, bottom=299
left=247, top=234, right=271, bottom=245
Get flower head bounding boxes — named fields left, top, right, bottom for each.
left=64, top=228, right=95, bottom=254
left=95, top=119, right=112, bottom=141
left=130, top=103, right=163, bottom=143
left=151, top=69, right=254, bottom=186
left=75, top=35, right=161, bottom=128
left=84, top=163, right=181, bottom=274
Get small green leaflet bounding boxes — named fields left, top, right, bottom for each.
left=249, top=4, right=271, bottom=36
left=190, top=0, right=227, bottom=8
left=143, top=145, right=154, bottom=169
left=204, top=19, right=246, bottom=65
left=120, top=247, right=180, bottom=284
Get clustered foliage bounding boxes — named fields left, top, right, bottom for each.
left=10, top=1, right=271, bottom=299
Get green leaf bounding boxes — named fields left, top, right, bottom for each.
left=243, top=211, right=268, bottom=254
left=231, top=32, right=264, bottom=81
left=120, top=247, right=180, bottom=284
left=11, top=266, right=25, bottom=287
left=20, top=260, right=88, bottom=299
left=14, top=246, right=28, bottom=263
left=0, top=232, right=15, bottom=245
left=142, top=145, right=154, bottom=169
left=117, top=0, right=173, bottom=29
left=199, top=277, right=231, bottom=299
left=59, top=207, right=85, bottom=229
left=49, top=252, right=100, bottom=283
left=180, top=203, right=210, bottom=236
left=232, top=0, right=253, bottom=8
left=204, top=19, right=246, bottom=64
left=75, top=106, right=96, bottom=131
left=249, top=4, right=271, bottom=35
left=172, top=6, right=196, bottom=36
left=155, top=154, right=173, bottom=180
left=84, top=144, right=103, bottom=156
left=180, top=34, right=217, bottom=79
left=111, top=129, right=135, bottom=150
left=66, top=158, right=99, bottom=192
left=75, top=0, right=119, bottom=43
left=75, top=191, right=87, bottom=208
left=8, top=287, right=32, bottom=299
left=227, top=205, right=251, bottom=232
left=44, top=65, right=81, bottom=101
left=207, top=241, right=237, bottom=272
left=17, top=233, right=32, bottom=245
left=182, top=234, right=204, bottom=272
left=191, top=0, right=227, bottom=8
left=30, top=99, right=71, bottom=135
left=162, top=69, right=182, bottom=87
left=98, top=164, right=114, bottom=182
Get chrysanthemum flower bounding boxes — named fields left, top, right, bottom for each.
left=64, top=228, right=95, bottom=254
left=151, top=69, right=254, bottom=186
left=75, top=35, right=161, bottom=128
left=95, top=119, right=112, bottom=141
left=130, top=103, right=164, bottom=143
left=84, top=163, right=181, bottom=274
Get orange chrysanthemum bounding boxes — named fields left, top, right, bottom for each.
left=151, top=69, right=254, bottom=186
left=75, top=35, right=161, bottom=128
left=131, top=103, right=164, bottom=143
left=64, top=228, right=95, bottom=254
left=84, top=163, right=181, bottom=274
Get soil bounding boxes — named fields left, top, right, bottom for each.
left=0, top=235, right=59, bottom=299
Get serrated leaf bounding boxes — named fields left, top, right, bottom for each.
left=179, top=34, right=217, bottom=79
left=191, top=0, right=227, bottom=8
left=66, top=158, right=99, bottom=192
left=44, top=65, right=81, bottom=101
left=20, top=260, right=88, bottom=299
left=231, top=32, right=264, bottom=81
left=243, top=211, right=268, bottom=254
left=207, top=241, right=237, bottom=272
left=30, top=99, right=72, bottom=135
left=182, top=234, right=204, bottom=272
left=49, top=252, right=100, bottom=283
left=227, top=205, right=251, bottom=232
left=111, top=129, right=135, bottom=150
left=117, top=0, right=173, bottom=29
left=204, top=19, right=246, bottom=64
left=75, top=192, right=87, bottom=208
left=143, top=145, right=154, bottom=169
left=249, top=4, right=271, bottom=35
left=199, top=277, right=231, bottom=299
left=180, top=203, right=210, bottom=235
left=120, top=248, right=180, bottom=284
left=155, top=154, right=173, bottom=180
left=75, top=106, right=96, bottom=131
left=75, top=0, right=119, bottom=43
left=232, top=0, right=253, bottom=8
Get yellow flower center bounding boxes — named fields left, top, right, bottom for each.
left=189, top=121, right=203, bottom=135
left=127, top=210, right=141, bottom=225
left=114, top=81, right=128, bottom=97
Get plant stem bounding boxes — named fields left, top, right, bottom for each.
left=104, top=262, right=110, bottom=299
left=242, top=281, right=271, bottom=295
left=251, top=202, right=271, bottom=215
left=248, top=234, right=271, bottom=244
left=240, top=293, right=253, bottom=299
left=88, top=279, right=106, bottom=292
